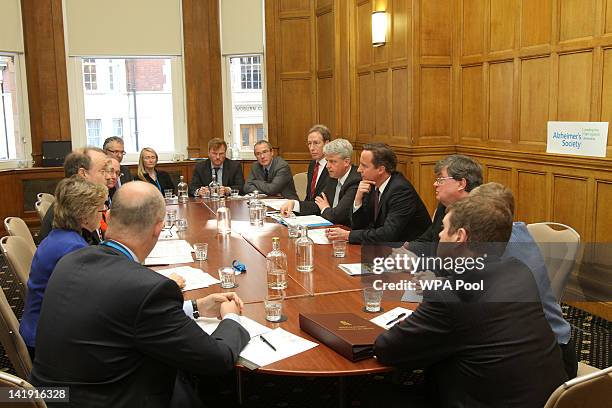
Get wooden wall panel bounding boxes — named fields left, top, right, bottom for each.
left=606, top=0, right=612, bottom=34
left=391, top=0, right=409, bottom=61
left=488, top=61, right=514, bottom=142
left=461, top=0, right=484, bottom=56
left=280, top=0, right=310, bottom=12
left=280, top=19, right=311, bottom=73
left=486, top=166, right=512, bottom=187
left=280, top=80, right=313, bottom=152
left=391, top=68, right=409, bottom=140
left=374, top=71, right=389, bottom=136
left=490, top=0, right=516, bottom=52
left=516, top=171, right=547, bottom=223
left=519, top=57, right=550, bottom=144
left=317, top=77, right=334, bottom=133
left=601, top=49, right=612, bottom=147
left=420, top=0, right=451, bottom=56
left=316, top=10, right=334, bottom=72
left=418, top=163, right=437, bottom=214
left=460, top=65, right=483, bottom=139
left=594, top=181, right=612, bottom=242
left=356, top=1, right=372, bottom=67
left=559, top=0, right=596, bottom=41
left=552, top=175, right=588, bottom=237
left=358, top=73, right=374, bottom=136
left=557, top=52, right=593, bottom=121
left=420, top=67, right=451, bottom=138
left=520, top=0, right=552, bottom=47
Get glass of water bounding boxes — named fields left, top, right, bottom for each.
left=332, top=240, right=347, bottom=257
left=264, top=295, right=283, bottom=322
left=363, top=287, right=383, bottom=313
left=165, top=209, right=177, bottom=228
left=164, top=189, right=174, bottom=199
left=218, top=267, right=236, bottom=289
left=194, top=243, right=208, bottom=261
left=175, top=219, right=188, bottom=231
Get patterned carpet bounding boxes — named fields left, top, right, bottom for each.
left=1, top=257, right=610, bottom=407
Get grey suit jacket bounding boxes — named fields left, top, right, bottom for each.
left=243, top=156, right=298, bottom=200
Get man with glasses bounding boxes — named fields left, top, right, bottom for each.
left=103, top=136, right=133, bottom=187
left=189, top=138, right=244, bottom=196
left=39, top=147, right=111, bottom=244
left=244, top=140, right=298, bottom=200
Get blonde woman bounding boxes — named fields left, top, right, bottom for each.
left=20, top=176, right=108, bottom=358
left=137, top=147, right=175, bottom=195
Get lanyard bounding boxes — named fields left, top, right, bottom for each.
left=153, top=177, right=162, bottom=193
left=101, top=240, right=134, bottom=262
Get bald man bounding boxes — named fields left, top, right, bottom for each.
left=32, top=181, right=250, bottom=407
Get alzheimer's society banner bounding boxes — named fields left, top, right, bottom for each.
left=547, top=121, right=608, bottom=158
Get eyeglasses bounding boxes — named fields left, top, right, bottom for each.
left=254, top=149, right=271, bottom=157
left=434, top=176, right=456, bottom=185
left=98, top=204, right=109, bottom=213
left=106, top=149, right=126, bottom=156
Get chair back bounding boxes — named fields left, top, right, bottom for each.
left=4, top=217, right=36, bottom=252
left=0, top=236, right=35, bottom=300
left=0, top=287, right=32, bottom=379
left=0, top=371, right=45, bottom=407
left=526, top=222, right=581, bottom=301
left=34, top=200, right=52, bottom=222
left=544, top=366, right=612, bottom=408
left=293, top=172, right=308, bottom=201
left=36, top=192, right=55, bottom=204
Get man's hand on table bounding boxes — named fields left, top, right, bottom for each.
left=197, top=292, right=244, bottom=319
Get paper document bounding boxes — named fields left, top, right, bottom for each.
left=283, top=215, right=332, bottom=227
left=370, top=307, right=413, bottom=329
left=196, top=316, right=271, bottom=338
left=144, top=240, right=195, bottom=265
left=307, top=229, right=331, bottom=245
left=260, top=199, right=289, bottom=211
left=239, top=328, right=318, bottom=368
left=156, top=266, right=220, bottom=291
left=159, top=226, right=178, bottom=240
left=338, top=263, right=372, bottom=276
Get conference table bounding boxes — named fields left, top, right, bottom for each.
left=159, top=197, right=419, bottom=406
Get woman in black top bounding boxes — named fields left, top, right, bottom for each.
left=137, top=147, right=175, bottom=195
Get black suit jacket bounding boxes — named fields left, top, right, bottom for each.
left=375, top=257, right=567, bottom=408
left=244, top=156, right=298, bottom=200
left=141, top=170, right=175, bottom=195
left=118, top=164, right=133, bottom=185
left=31, top=245, right=250, bottom=408
left=189, top=158, right=244, bottom=196
left=349, top=172, right=431, bottom=244
left=298, top=165, right=360, bottom=227
left=38, top=204, right=101, bottom=245
left=305, top=159, right=330, bottom=201
left=407, top=202, right=446, bottom=257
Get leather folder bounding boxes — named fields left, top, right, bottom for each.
left=299, top=313, right=384, bottom=362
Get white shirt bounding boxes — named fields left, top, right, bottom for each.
left=353, top=174, right=391, bottom=212
left=293, top=158, right=328, bottom=213
left=332, top=167, right=352, bottom=208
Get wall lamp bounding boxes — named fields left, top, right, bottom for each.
left=372, top=11, right=387, bottom=47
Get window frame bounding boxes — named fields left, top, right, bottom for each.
left=66, top=56, right=187, bottom=163
left=0, top=52, right=32, bottom=169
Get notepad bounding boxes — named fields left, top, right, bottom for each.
left=369, top=307, right=413, bottom=329
left=156, top=266, right=220, bottom=291
left=338, top=263, right=372, bottom=276
left=144, top=240, right=195, bottom=265
left=238, top=328, right=318, bottom=369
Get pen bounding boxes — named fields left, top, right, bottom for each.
left=260, top=335, right=277, bottom=352
left=385, top=312, right=406, bottom=326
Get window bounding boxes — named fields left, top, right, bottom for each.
left=86, top=119, right=102, bottom=146
left=240, top=124, right=264, bottom=148
left=240, top=56, right=261, bottom=90
left=73, top=57, right=179, bottom=154
left=83, top=58, right=97, bottom=91
left=0, top=54, right=27, bottom=161
left=112, top=118, right=123, bottom=137
left=225, top=55, right=265, bottom=154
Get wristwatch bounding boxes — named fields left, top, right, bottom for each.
left=191, top=299, right=200, bottom=319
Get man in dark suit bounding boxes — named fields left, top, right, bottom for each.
left=406, top=154, right=483, bottom=257
left=280, top=138, right=360, bottom=227
left=304, top=124, right=331, bottom=201
left=31, top=181, right=250, bottom=407
left=244, top=140, right=299, bottom=200
left=374, top=193, right=567, bottom=408
left=189, top=137, right=244, bottom=196
left=326, top=143, right=431, bottom=244
left=38, top=147, right=111, bottom=244
left=103, top=136, right=133, bottom=186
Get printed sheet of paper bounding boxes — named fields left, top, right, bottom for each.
left=156, top=266, right=220, bottom=291
left=307, top=228, right=331, bottom=245
left=238, top=328, right=318, bottom=368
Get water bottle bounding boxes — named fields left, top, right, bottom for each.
left=209, top=173, right=220, bottom=202
left=248, top=191, right=265, bottom=227
left=177, top=176, right=188, bottom=203
left=266, top=237, right=288, bottom=290
left=216, top=198, right=231, bottom=235
left=295, top=225, right=314, bottom=272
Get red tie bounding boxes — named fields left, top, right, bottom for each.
left=310, top=161, right=319, bottom=198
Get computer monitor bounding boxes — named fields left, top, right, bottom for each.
left=42, top=141, right=72, bottom=167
